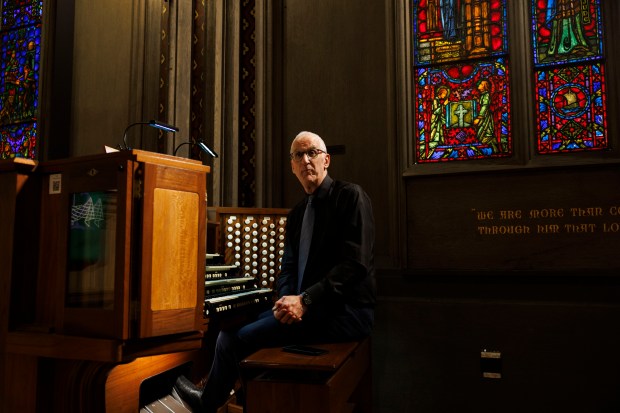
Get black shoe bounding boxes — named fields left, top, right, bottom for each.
left=172, top=375, right=204, bottom=412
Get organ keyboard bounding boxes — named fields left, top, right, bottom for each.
left=204, top=257, right=273, bottom=317
left=205, top=289, right=273, bottom=316
left=201, top=208, right=291, bottom=322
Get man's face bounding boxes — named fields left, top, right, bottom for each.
left=290, top=134, right=330, bottom=194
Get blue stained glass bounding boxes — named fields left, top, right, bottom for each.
left=1, top=25, right=41, bottom=121
left=535, top=60, right=607, bottom=154
left=0, top=0, right=42, bottom=159
left=2, top=1, right=43, bottom=29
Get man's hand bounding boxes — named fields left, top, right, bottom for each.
left=272, top=295, right=306, bottom=324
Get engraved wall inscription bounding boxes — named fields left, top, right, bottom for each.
left=472, top=206, right=620, bottom=236
left=406, top=165, right=620, bottom=273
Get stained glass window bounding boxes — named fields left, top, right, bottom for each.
left=535, top=63, right=607, bottom=152
left=532, top=0, right=604, bottom=67
left=413, top=0, right=511, bottom=163
left=531, top=0, right=608, bottom=154
left=415, top=57, right=511, bottom=161
left=0, top=0, right=43, bottom=160
left=414, top=0, right=508, bottom=67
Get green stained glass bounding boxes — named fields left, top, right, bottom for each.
left=532, top=0, right=604, bottom=67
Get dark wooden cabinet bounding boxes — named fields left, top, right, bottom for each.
left=1, top=151, right=210, bottom=412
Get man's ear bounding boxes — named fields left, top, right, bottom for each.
left=323, top=153, right=331, bottom=169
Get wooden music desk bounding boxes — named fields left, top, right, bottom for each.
left=240, top=337, right=372, bottom=413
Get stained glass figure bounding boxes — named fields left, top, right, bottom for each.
left=414, top=57, right=512, bottom=162
left=532, top=0, right=604, bottom=67
left=535, top=63, right=607, bottom=153
left=0, top=0, right=42, bottom=159
left=414, top=0, right=507, bottom=66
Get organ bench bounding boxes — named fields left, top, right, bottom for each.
left=240, top=337, right=372, bottom=413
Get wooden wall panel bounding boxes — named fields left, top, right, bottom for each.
left=406, top=164, right=620, bottom=273
left=278, top=0, right=397, bottom=268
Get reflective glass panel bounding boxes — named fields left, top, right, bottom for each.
left=66, top=191, right=117, bottom=309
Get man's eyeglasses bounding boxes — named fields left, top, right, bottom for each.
left=289, top=148, right=326, bottom=162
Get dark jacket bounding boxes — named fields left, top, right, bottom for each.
left=277, top=175, right=376, bottom=316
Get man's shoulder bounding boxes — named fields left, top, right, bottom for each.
left=331, top=179, right=366, bottom=197
left=327, top=180, right=373, bottom=210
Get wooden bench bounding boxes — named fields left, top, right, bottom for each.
left=240, top=337, right=372, bottom=413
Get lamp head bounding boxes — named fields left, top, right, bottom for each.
left=148, top=120, right=179, bottom=133
left=198, top=141, right=219, bottom=158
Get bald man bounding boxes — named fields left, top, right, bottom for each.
left=174, top=131, right=376, bottom=413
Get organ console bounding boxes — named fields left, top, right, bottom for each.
left=203, top=255, right=272, bottom=318
left=0, top=153, right=290, bottom=413
left=202, top=208, right=290, bottom=324
left=2, top=150, right=208, bottom=412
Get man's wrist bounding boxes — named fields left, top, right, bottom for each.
left=300, top=291, right=312, bottom=306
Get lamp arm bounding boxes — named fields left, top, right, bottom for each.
left=122, top=121, right=149, bottom=150
left=121, top=120, right=179, bottom=150
left=173, top=140, right=219, bottom=158
left=173, top=142, right=191, bottom=156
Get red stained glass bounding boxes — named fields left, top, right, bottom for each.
left=414, top=58, right=512, bottom=163
left=535, top=64, right=607, bottom=154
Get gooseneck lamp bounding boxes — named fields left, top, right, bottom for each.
left=173, top=140, right=219, bottom=158
left=121, top=120, right=180, bottom=150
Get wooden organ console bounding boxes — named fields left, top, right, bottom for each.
left=0, top=153, right=291, bottom=413
left=2, top=151, right=209, bottom=412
